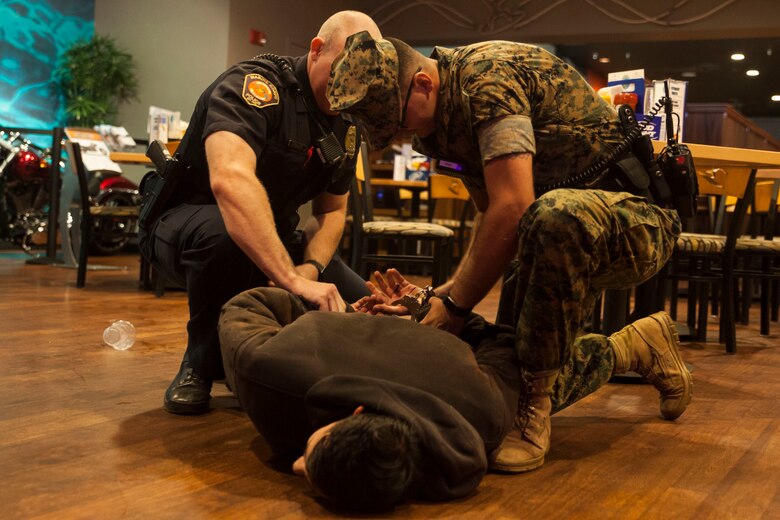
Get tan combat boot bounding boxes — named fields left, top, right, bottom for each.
left=490, top=369, right=558, bottom=473
left=609, top=311, right=693, bottom=420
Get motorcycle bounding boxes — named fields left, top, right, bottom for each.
left=0, top=130, right=141, bottom=255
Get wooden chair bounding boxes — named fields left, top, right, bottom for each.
left=663, top=163, right=760, bottom=353
left=67, top=141, right=140, bottom=288
left=349, top=143, right=454, bottom=286
left=677, top=174, right=780, bottom=337
left=427, top=173, right=474, bottom=260
left=732, top=172, right=780, bottom=335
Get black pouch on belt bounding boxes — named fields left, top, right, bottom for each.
left=588, top=153, right=651, bottom=199
left=138, top=141, right=185, bottom=230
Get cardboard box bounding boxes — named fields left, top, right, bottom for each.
left=607, top=69, right=647, bottom=113
left=649, top=79, right=688, bottom=142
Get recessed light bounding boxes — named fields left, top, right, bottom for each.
left=681, top=71, right=697, bottom=78
left=772, top=95, right=780, bottom=102
left=746, top=69, right=760, bottom=76
left=731, top=53, right=745, bottom=61
left=598, top=57, right=610, bottom=64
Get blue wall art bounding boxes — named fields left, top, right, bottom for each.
left=0, top=0, right=94, bottom=131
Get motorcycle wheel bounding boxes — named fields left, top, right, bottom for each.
left=89, top=191, right=139, bottom=256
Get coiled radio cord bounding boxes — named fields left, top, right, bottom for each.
left=534, top=97, right=667, bottom=194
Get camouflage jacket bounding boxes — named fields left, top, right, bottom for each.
left=414, top=42, right=625, bottom=192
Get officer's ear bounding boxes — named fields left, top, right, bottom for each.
left=309, top=36, right=325, bottom=60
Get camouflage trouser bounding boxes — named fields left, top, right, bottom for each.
left=497, top=189, right=681, bottom=403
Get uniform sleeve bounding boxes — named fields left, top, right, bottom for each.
left=305, top=375, right=487, bottom=502
left=203, top=67, right=282, bottom=159
left=460, top=59, right=537, bottom=164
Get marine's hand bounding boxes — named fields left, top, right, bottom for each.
left=420, top=297, right=466, bottom=335
left=293, top=278, right=346, bottom=312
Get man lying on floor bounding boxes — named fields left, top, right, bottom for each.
left=218, top=286, right=690, bottom=512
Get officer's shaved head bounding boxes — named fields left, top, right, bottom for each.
left=317, top=10, right=381, bottom=51
left=308, top=11, right=382, bottom=114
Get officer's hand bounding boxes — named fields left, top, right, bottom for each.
left=295, top=279, right=346, bottom=312
left=420, top=297, right=466, bottom=335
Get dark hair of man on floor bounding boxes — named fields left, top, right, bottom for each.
left=306, top=413, right=423, bottom=512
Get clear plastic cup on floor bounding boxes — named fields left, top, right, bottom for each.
left=103, top=320, right=136, bottom=350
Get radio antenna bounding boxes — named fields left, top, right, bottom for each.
left=664, top=80, right=677, bottom=146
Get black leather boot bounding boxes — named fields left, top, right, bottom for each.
left=164, top=363, right=212, bottom=415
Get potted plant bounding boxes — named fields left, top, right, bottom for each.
left=55, top=34, right=139, bottom=127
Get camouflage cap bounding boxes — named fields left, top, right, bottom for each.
left=327, top=31, right=400, bottom=149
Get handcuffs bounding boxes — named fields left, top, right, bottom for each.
left=391, top=285, right=436, bottom=321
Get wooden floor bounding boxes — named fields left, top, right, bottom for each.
left=2, top=248, right=779, bottom=519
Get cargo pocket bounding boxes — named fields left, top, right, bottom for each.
left=591, top=191, right=667, bottom=289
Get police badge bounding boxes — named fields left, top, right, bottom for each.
left=345, top=125, right=357, bottom=159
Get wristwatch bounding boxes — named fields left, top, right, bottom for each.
left=303, top=259, right=326, bottom=279
left=442, top=295, right=472, bottom=317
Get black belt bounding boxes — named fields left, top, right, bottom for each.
left=584, top=152, right=653, bottom=201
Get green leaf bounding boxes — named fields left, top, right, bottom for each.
left=54, top=34, right=139, bottom=127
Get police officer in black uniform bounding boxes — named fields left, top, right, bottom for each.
left=138, top=11, right=382, bottom=415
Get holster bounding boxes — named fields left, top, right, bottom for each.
left=588, top=104, right=675, bottom=207
left=586, top=153, right=652, bottom=199
left=138, top=152, right=186, bottom=230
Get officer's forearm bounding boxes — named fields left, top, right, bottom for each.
left=213, top=171, right=301, bottom=290
left=301, top=205, right=347, bottom=266
left=207, top=130, right=306, bottom=291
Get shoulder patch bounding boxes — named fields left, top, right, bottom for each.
left=242, top=73, right=279, bottom=109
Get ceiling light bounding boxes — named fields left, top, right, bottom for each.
left=598, top=57, right=610, bottom=64
left=625, top=51, right=631, bottom=60
left=681, top=71, right=697, bottom=78
left=772, top=95, right=780, bottom=102
left=746, top=69, right=760, bottom=76
left=731, top=53, right=745, bottom=61
left=592, top=52, right=599, bottom=60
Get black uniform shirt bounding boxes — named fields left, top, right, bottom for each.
left=176, top=55, right=359, bottom=241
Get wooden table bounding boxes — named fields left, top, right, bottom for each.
left=653, top=141, right=780, bottom=173
left=109, top=152, right=152, bottom=164
left=110, top=141, right=179, bottom=164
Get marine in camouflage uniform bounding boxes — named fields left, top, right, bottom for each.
left=408, top=42, right=680, bottom=375
left=327, top=32, right=691, bottom=473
